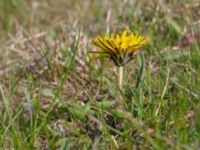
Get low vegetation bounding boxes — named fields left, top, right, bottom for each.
left=0, top=0, right=200, bottom=149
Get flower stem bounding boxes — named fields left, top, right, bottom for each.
left=118, top=66, right=123, bottom=88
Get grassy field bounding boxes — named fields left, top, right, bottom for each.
left=0, top=0, right=200, bottom=149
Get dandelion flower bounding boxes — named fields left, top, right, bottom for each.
left=91, top=30, right=150, bottom=88
left=91, top=30, right=149, bottom=66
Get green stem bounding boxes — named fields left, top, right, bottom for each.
left=118, top=66, right=123, bottom=88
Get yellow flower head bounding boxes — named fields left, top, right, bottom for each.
left=91, top=30, right=150, bottom=66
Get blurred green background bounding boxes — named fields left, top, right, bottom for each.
left=0, top=0, right=200, bottom=149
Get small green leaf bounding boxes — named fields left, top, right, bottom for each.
left=41, top=88, right=55, bottom=97
left=59, top=139, right=69, bottom=150
left=136, top=53, right=145, bottom=89
left=166, top=17, right=182, bottom=35
left=111, top=109, right=125, bottom=119
left=70, top=103, right=91, bottom=120
left=96, top=101, right=114, bottom=109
